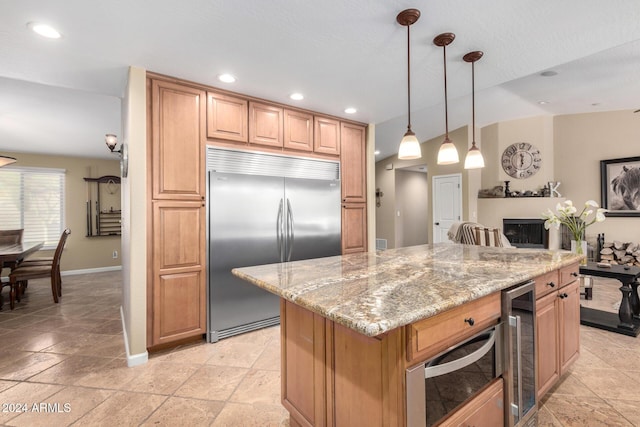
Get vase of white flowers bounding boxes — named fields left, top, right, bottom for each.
left=541, top=200, right=606, bottom=264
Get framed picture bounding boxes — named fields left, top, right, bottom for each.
left=600, top=156, right=640, bottom=217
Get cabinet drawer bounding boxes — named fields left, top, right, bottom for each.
left=407, top=292, right=501, bottom=362
left=559, top=263, right=580, bottom=287
left=535, top=270, right=559, bottom=299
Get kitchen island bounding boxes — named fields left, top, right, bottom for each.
left=233, top=244, right=582, bottom=426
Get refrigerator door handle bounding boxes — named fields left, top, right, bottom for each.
left=286, top=198, right=294, bottom=261
left=277, top=198, right=284, bottom=262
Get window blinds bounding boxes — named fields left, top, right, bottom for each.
left=0, top=167, right=65, bottom=249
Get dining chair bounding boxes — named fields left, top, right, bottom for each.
left=0, top=229, right=24, bottom=245
left=8, top=228, right=71, bottom=309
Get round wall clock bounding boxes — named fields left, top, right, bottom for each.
left=501, top=142, right=541, bottom=179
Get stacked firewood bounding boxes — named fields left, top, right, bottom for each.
left=599, top=241, right=640, bottom=266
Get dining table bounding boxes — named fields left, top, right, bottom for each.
left=0, top=241, right=44, bottom=309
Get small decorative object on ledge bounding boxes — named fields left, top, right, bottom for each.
left=504, top=180, right=511, bottom=197
left=542, top=199, right=607, bottom=265
left=84, top=175, right=122, bottom=237
left=477, top=185, right=504, bottom=198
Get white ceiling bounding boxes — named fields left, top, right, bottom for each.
left=1, top=0, right=639, bottom=160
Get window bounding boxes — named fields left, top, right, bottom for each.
left=0, top=167, right=65, bottom=249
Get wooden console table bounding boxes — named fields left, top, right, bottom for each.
left=579, top=262, right=640, bottom=337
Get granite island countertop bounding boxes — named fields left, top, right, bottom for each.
left=232, top=243, right=582, bottom=337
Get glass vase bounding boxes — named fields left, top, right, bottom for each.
left=571, top=239, right=588, bottom=265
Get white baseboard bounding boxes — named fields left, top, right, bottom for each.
left=120, top=305, right=148, bottom=367
left=61, top=266, right=122, bottom=276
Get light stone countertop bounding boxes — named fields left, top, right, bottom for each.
left=232, top=243, right=582, bottom=337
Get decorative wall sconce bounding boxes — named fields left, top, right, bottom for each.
left=375, top=188, right=384, bottom=207
left=105, top=134, right=128, bottom=178
left=0, top=155, right=17, bottom=167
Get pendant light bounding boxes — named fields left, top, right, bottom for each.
left=434, top=33, right=459, bottom=165
left=463, top=51, right=485, bottom=169
left=0, top=156, right=16, bottom=167
left=396, top=9, right=422, bottom=160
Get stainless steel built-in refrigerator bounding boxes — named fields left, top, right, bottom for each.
left=207, top=147, right=341, bottom=342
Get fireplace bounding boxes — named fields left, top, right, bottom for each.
left=502, top=218, right=548, bottom=248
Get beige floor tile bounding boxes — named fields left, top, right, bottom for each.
left=229, top=369, right=281, bottom=406
left=546, top=372, right=597, bottom=397
left=205, top=339, right=267, bottom=368
left=152, top=341, right=218, bottom=365
left=0, top=379, right=18, bottom=393
left=119, top=360, right=200, bottom=395
left=74, top=390, right=166, bottom=426
left=605, top=398, right=640, bottom=426
left=0, top=329, right=73, bottom=352
left=211, top=402, right=289, bottom=427
left=542, top=394, right=632, bottom=426
left=572, top=367, right=640, bottom=401
left=0, top=352, right=67, bottom=381
left=7, top=385, right=113, bottom=427
left=27, top=355, right=112, bottom=385
left=0, top=382, right=65, bottom=424
left=174, top=365, right=248, bottom=401
left=74, top=358, right=142, bottom=390
left=253, top=341, right=281, bottom=371
left=227, top=326, right=279, bottom=347
left=584, top=343, right=640, bottom=371
left=140, top=396, right=224, bottom=426
left=536, top=404, right=563, bottom=426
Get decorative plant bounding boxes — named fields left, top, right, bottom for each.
left=541, top=200, right=606, bottom=258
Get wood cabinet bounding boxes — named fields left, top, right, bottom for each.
left=148, top=76, right=207, bottom=349
left=314, top=116, right=340, bottom=155
left=151, top=80, right=206, bottom=200
left=206, top=91, right=248, bottom=143
left=249, top=101, right=284, bottom=147
left=284, top=109, right=313, bottom=152
left=151, top=200, right=206, bottom=345
left=535, top=263, right=580, bottom=400
left=340, top=122, right=366, bottom=203
left=341, top=203, right=367, bottom=254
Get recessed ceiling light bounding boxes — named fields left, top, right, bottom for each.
left=218, top=74, right=236, bottom=83
left=290, top=93, right=304, bottom=101
left=374, top=150, right=381, bottom=155
left=540, top=70, right=558, bottom=77
left=591, top=102, right=601, bottom=106
left=344, top=107, right=357, bottom=114
left=27, top=22, right=61, bottom=39
left=538, top=101, right=549, bottom=105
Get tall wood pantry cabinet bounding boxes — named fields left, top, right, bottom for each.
left=340, top=122, right=367, bottom=254
left=148, top=77, right=207, bottom=348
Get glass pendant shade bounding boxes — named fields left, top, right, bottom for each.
left=398, top=130, right=421, bottom=159
left=437, top=137, right=459, bottom=165
left=464, top=142, right=485, bottom=169
left=0, top=156, right=17, bottom=167
left=434, top=33, right=458, bottom=166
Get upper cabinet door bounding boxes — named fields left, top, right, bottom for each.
left=249, top=102, right=284, bottom=147
left=283, top=109, right=313, bottom=152
left=314, top=116, right=340, bottom=156
left=152, top=80, right=206, bottom=200
left=207, top=92, right=248, bottom=143
left=340, top=122, right=366, bottom=203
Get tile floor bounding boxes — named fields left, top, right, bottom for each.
left=0, top=271, right=638, bottom=426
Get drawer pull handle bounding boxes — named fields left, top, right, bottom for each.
left=571, top=272, right=579, bottom=277
left=547, top=281, right=556, bottom=288
left=559, top=293, right=569, bottom=299
left=464, top=317, right=475, bottom=326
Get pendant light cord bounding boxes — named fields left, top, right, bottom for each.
left=443, top=44, right=449, bottom=138
left=471, top=60, right=475, bottom=144
left=407, top=23, right=412, bottom=132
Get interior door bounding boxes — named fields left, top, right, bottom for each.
left=432, top=174, right=462, bottom=243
